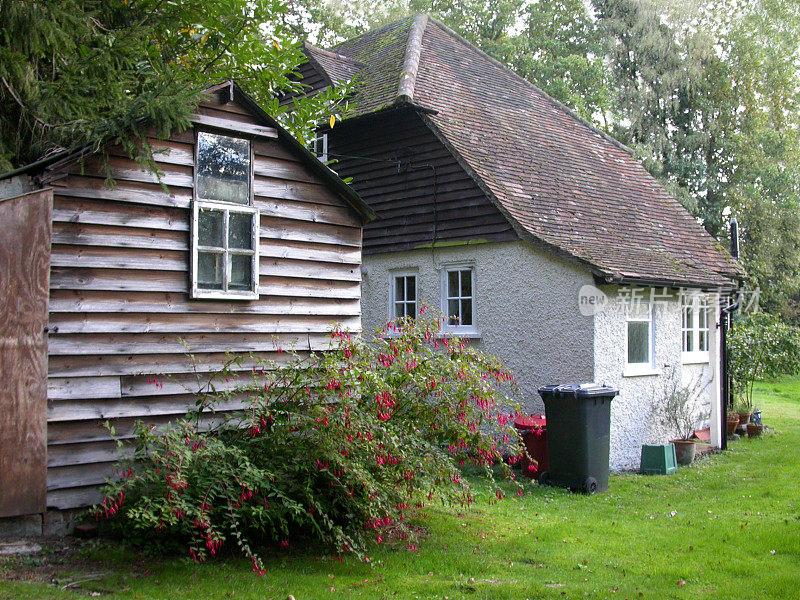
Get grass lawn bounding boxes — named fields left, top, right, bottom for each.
left=3, top=377, right=800, bottom=600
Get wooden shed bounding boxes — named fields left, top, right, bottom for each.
left=0, top=81, right=375, bottom=531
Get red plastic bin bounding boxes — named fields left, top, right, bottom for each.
left=513, top=415, right=549, bottom=479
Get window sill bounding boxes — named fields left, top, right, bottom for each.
left=623, top=366, right=661, bottom=378
left=437, top=330, right=482, bottom=340
left=682, top=353, right=710, bottom=365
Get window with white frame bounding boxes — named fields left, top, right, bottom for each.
left=626, top=301, right=653, bottom=370
left=309, top=133, right=328, bottom=162
left=441, top=266, right=475, bottom=332
left=390, top=272, right=417, bottom=320
left=682, top=293, right=710, bottom=361
left=192, top=131, right=259, bottom=300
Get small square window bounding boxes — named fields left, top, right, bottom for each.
left=390, top=273, right=417, bottom=320
left=441, top=266, right=476, bottom=333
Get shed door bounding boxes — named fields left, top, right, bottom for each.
left=0, top=189, right=52, bottom=517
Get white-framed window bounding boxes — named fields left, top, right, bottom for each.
left=309, top=133, right=328, bottom=162
left=389, top=272, right=417, bottom=320
left=625, top=301, right=654, bottom=373
left=682, top=293, right=710, bottom=362
left=441, top=265, right=476, bottom=334
left=191, top=131, right=259, bottom=300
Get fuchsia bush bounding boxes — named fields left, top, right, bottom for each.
left=96, top=312, right=525, bottom=571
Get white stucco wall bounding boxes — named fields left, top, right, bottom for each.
left=362, top=243, right=719, bottom=473
left=361, top=240, right=596, bottom=414
left=593, top=287, right=714, bottom=470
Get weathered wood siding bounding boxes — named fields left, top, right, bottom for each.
left=0, top=190, right=52, bottom=517
left=42, top=97, right=364, bottom=509
left=329, top=108, right=518, bottom=254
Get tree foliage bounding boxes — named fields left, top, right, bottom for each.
left=0, top=0, right=347, bottom=172
left=728, top=312, right=800, bottom=411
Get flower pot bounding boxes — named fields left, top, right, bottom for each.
left=670, top=439, right=697, bottom=465
left=746, top=423, right=764, bottom=438
left=726, top=415, right=740, bottom=436
left=737, top=412, right=752, bottom=426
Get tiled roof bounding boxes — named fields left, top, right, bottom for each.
left=302, top=43, right=363, bottom=85
left=319, top=15, right=744, bottom=288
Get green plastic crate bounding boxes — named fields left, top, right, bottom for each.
left=640, top=444, right=678, bottom=475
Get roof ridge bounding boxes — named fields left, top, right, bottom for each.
left=302, top=41, right=364, bottom=68
left=423, top=16, right=637, bottom=159
left=395, top=14, right=428, bottom=105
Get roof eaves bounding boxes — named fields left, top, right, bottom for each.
left=395, top=14, right=428, bottom=105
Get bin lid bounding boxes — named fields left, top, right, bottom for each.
left=514, top=415, right=546, bottom=429
left=538, top=383, right=618, bottom=399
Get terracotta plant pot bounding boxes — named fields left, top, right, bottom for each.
left=746, top=423, right=764, bottom=438
left=726, top=415, right=740, bottom=436
left=737, top=412, right=752, bottom=426
left=671, top=439, right=697, bottom=465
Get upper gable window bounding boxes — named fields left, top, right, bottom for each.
left=192, top=131, right=259, bottom=300
left=309, top=133, right=328, bottom=163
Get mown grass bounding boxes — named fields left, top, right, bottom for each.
left=3, top=377, right=800, bottom=600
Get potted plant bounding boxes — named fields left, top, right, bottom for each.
left=726, top=412, right=740, bottom=436
left=656, top=366, right=709, bottom=465
left=733, top=397, right=753, bottom=429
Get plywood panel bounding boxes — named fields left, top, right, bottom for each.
left=0, top=189, right=52, bottom=517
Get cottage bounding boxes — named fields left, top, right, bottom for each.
left=0, top=81, right=375, bottom=533
left=291, top=16, right=745, bottom=470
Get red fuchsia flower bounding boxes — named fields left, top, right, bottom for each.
left=326, top=379, right=341, bottom=390
left=406, top=544, right=418, bottom=551
left=376, top=535, right=383, bottom=544
left=280, top=539, right=289, bottom=548
left=189, top=548, right=198, bottom=562
left=405, top=360, right=418, bottom=372
left=517, top=489, right=523, bottom=496
left=526, top=463, right=539, bottom=474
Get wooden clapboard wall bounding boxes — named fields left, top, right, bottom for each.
left=328, top=108, right=518, bottom=254
left=40, top=95, right=364, bottom=510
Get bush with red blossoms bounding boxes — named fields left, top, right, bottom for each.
left=95, top=312, right=524, bottom=569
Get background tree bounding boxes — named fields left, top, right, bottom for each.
left=0, top=0, right=346, bottom=173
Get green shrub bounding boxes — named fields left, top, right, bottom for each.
left=95, top=313, right=524, bottom=572
left=729, top=312, right=800, bottom=411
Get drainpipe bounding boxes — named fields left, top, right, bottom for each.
left=720, top=218, right=742, bottom=450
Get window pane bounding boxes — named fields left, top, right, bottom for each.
left=198, top=209, right=224, bottom=248
left=461, top=298, right=473, bottom=326
left=395, top=277, right=405, bottom=302
left=684, top=330, right=693, bottom=352
left=197, top=132, right=250, bottom=204
left=228, top=212, right=253, bottom=250
left=394, top=302, right=404, bottom=319
left=406, top=276, right=416, bottom=302
left=448, top=299, right=459, bottom=325
left=448, top=271, right=459, bottom=297
left=403, top=302, right=415, bottom=319
left=229, top=254, right=253, bottom=291
left=198, top=252, right=223, bottom=290
left=460, top=269, right=472, bottom=297
left=627, top=321, right=650, bottom=364
left=699, top=331, right=708, bottom=352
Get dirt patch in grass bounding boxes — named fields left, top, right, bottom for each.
left=0, top=538, right=147, bottom=596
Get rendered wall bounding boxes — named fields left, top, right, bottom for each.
left=360, top=240, right=595, bottom=414
left=593, top=287, right=714, bottom=470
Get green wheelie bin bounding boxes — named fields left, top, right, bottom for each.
left=537, top=383, right=618, bottom=494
